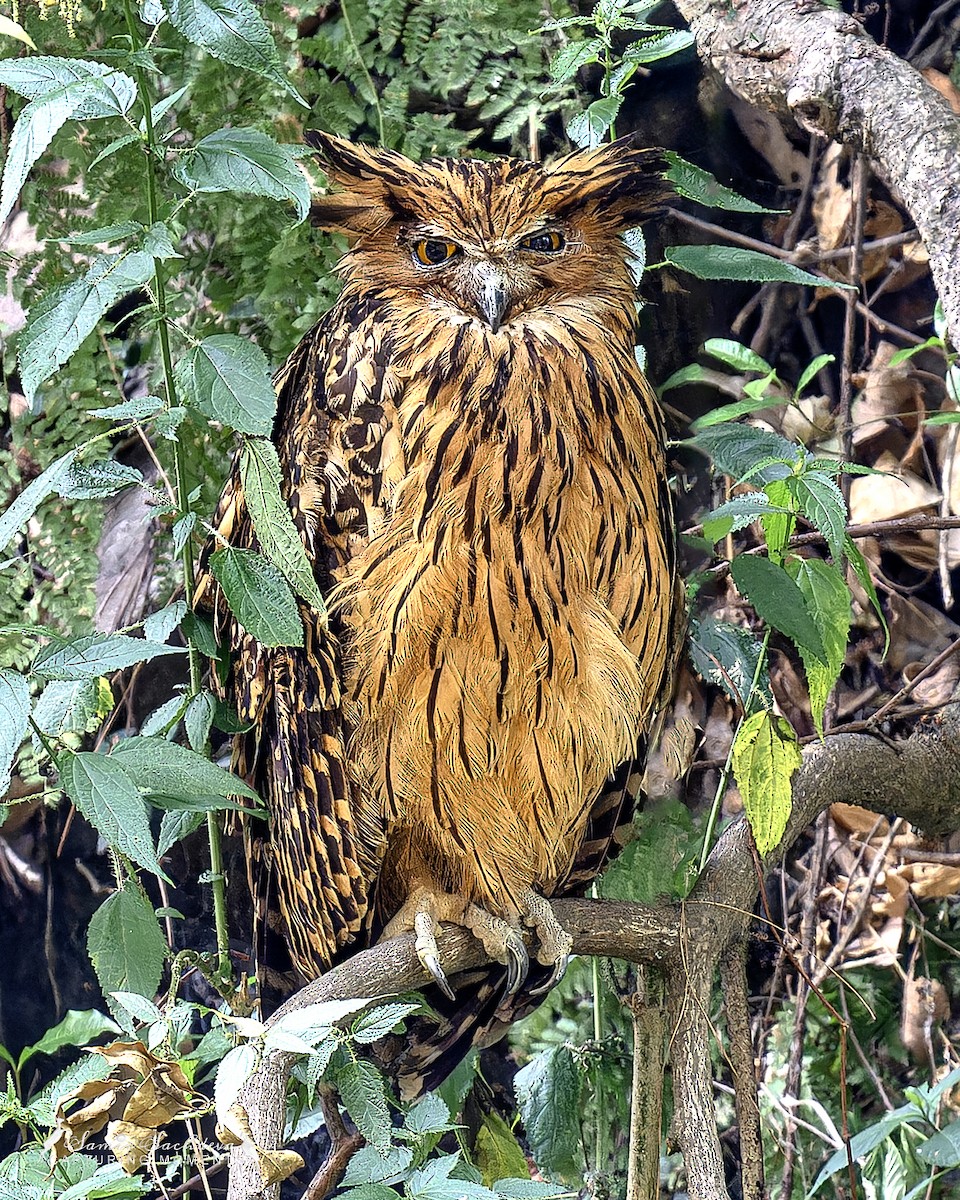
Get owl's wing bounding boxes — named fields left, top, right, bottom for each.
left=195, top=299, right=401, bottom=980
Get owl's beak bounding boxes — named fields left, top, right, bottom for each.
left=473, top=263, right=511, bottom=333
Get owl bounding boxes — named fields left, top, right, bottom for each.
left=196, top=130, right=680, bottom=1088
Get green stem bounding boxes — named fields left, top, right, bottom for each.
left=696, top=627, right=772, bottom=874
left=120, top=0, right=231, bottom=986
left=341, top=0, right=384, bottom=144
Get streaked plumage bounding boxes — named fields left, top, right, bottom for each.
left=196, top=131, right=681, bottom=1087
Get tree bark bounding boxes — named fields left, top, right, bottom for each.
left=671, top=0, right=960, bottom=348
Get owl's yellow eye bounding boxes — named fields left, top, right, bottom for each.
left=521, top=230, right=565, bottom=253
left=413, top=239, right=460, bottom=266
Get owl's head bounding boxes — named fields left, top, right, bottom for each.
left=307, top=131, right=670, bottom=332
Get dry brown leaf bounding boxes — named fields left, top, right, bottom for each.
left=886, top=594, right=960, bottom=673
left=901, top=975, right=950, bottom=1062
left=850, top=343, right=924, bottom=449
left=922, top=68, right=960, bottom=114
left=830, top=803, right=890, bottom=839
left=106, top=1119, right=159, bottom=1174
left=45, top=1079, right=136, bottom=1164
left=901, top=656, right=960, bottom=708
left=902, top=862, right=960, bottom=899
left=217, top=1102, right=304, bottom=1187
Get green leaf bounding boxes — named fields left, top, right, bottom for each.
left=24, top=1055, right=113, bottom=1129
left=407, top=1155, right=497, bottom=1200
left=0, top=447, right=78, bottom=551
left=108, top=735, right=260, bottom=801
left=0, top=58, right=137, bottom=225
left=788, top=473, right=847, bottom=563
left=760, top=478, right=795, bottom=562
left=566, top=95, right=623, bottom=149
left=666, top=245, right=854, bottom=288
left=514, top=1047, right=583, bottom=1184
left=687, top=422, right=799, bottom=482
left=19, top=250, right=155, bottom=406
left=795, top=353, right=835, bottom=397
left=731, top=710, right=800, bottom=855
left=844, top=534, right=889, bottom=654
left=701, top=492, right=792, bottom=544
left=0, top=13, right=37, bottom=49
left=688, top=616, right=771, bottom=710
left=657, top=362, right=710, bottom=394
left=89, top=394, right=164, bottom=421
left=33, top=632, right=184, bottom=680
left=164, top=0, right=307, bottom=106
left=89, top=131, right=144, bottom=172
left=731, top=554, right=827, bottom=664
left=209, top=546, right=304, bottom=647
left=493, top=1182, right=571, bottom=1199
left=59, top=459, right=143, bottom=500
left=240, top=437, right=326, bottom=610
left=87, top=885, right=167, bottom=1000
left=701, top=337, right=774, bottom=376
left=795, top=559, right=851, bottom=739
left=267, top=997, right=373, bottom=1050
left=336, top=1058, right=392, bottom=1153
left=18, top=1009, right=119, bottom=1071
left=621, top=29, right=694, bottom=64
left=214, top=1043, right=260, bottom=1118
left=157, top=810, right=205, bottom=857
left=475, top=1111, right=529, bottom=1189
left=59, top=751, right=168, bottom=878
left=810, top=1105, right=923, bottom=1193
left=0, top=668, right=30, bottom=793
left=184, top=689, right=216, bottom=752
left=142, top=599, right=187, bottom=643
left=174, top=128, right=310, bottom=220
left=33, top=677, right=112, bottom=740
left=691, top=393, right=783, bottom=430
left=351, top=1002, right=420, bottom=1045
left=403, top=1092, right=454, bottom=1137
left=175, top=334, right=276, bottom=435
left=341, top=1145, right=413, bottom=1188
left=664, top=152, right=781, bottom=213
left=547, top=38, right=602, bottom=82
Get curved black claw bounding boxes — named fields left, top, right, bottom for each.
left=527, top=954, right=569, bottom=997
left=423, top=951, right=456, bottom=1001
left=504, top=935, right=530, bottom=997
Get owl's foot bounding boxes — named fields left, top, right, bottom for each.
left=382, top=887, right=529, bottom=999
left=517, top=887, right=574, bottom=995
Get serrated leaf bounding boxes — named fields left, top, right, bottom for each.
left=0, top=447, right=78, bottom=552
left=174, top=128, right=310, bottom=220
left=731, top=554, right=827, bottom=664
left=494, top=1180, right=571, bottom=1199
left=760, top=477, right=795, bottom=562
left=403, top=1092, right=453, bottom=1137
left=18, top=1009, right=119, bottom=1070
left=0, top=668, right=30, bottom=793
left=59, top=751, right=168, bottom=878
left=666, top=245, right=854, bottom=288
left=789, top=472, right=847, bottom=563
left=184, top=689, right=216, bottom=751
left=240, top=438, right=326, bottom=611
left=89, top=394, right=164, bottom=420
left=33, top=632, right=184, bottom=680
left=108, top=735, right=260, bottom=801
left=109, top=991, right=162, bottom=1025
left=658, top=362, right=709, bottom=394
left=209, top=546, right=304, bottom=647
left=664, top=151, right=781, bottom=214
left=59, top=459, right=143, bottom=500
left=172, top=512, right=198, bottom=555
left=140, top=693, right=188, bottom=737
left=33, top=678, right=111, bottom=741
left=474, top=1111, right=528, bottom=1189
left=335, top=1058, right=392, bottom=1153
left=87, top=885, right=167, bottom=999
left=157, top=810, right=205, bottom=856
left=688, top=617, right=771, bottom=710
left=548, top=37, right=602, bottom=82
left=164, top=0, right=307, bottom=106
left=0, top=59, right=137, bottom=226
left=621, top=29, right=693, bottom=63
left=686, top=422, right=800, bottom=482
left=701, top=492, right=792, bottom=544
left=143, top=600, right=187, bottom=643
left=175, top=334, right=276, bottom=435
left=19, top=251, right=155, bottom=405
left=514, top=1047, right=583, bottom=1183
left=795, top=559, right=851, bottom=738
left=566, top=95, right=622, bottom=149
left=731, top=710, right=800, bottom=855
left=214, top=1043, right=260, bottom=1120
left=691, top=393, right=782, bottom=430
left=351, top=1002, right=420, bottom=1045
left=269, top=997, right=373, bottom=1049
left=340, top=1145, right=413, bottom=1188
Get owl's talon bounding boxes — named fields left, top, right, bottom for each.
left=504, top=935, right=530, bottom=996
left=423, top=952, right=456, bottom=1001
left=528, top=954, right=569, bottom=997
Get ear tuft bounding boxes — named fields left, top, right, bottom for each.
left=306, top=130, right=415, bottom=239
left=543, top=134, right=672, bottom=230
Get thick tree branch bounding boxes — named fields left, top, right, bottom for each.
left=671, top=0, right=960, bottom=348
left=226, top=703, right=960, bottom=1200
